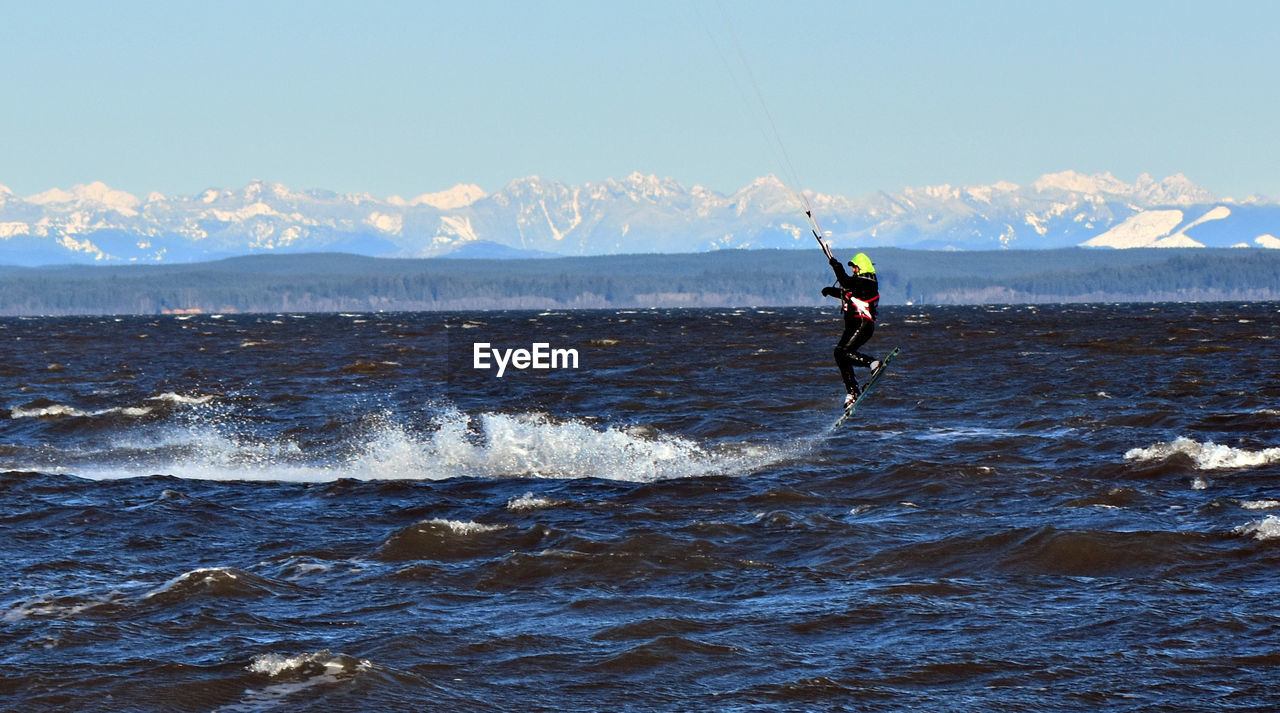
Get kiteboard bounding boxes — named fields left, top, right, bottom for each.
left=832, top=346, right=899, bottom=429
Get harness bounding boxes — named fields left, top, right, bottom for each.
left=842, top=290, right=878, bottom=320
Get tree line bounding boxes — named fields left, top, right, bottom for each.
left=1, top=249, right=1277, bottom=316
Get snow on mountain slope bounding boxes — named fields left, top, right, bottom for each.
left=1082, top=210, right=1186, bottom=248
left=1081, top=205, right=1243, bottom=249
left=1183, top=205, right=1232, bottom=230
left=26, top=181, right=142, bottom=216
left=0, top=172, right=1276, bottom=265
left=1160, top=205, right=1231, bottom=247
left=1033, top=170, right=1215, bottom=206
left=389, top=183, right=488, bottom=210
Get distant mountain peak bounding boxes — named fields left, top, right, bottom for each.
left=389, top=183, right=488, bottom=210
left=1034, top=170, right=1130, bottom=196
left=622, top=170, right=661, bottom=185
left=742, top=174, right=788, bottom=191
left=903, top=183, right=962, bottom=201
left=240, top=180, right=305, bottom=203
left=25, top=181, right=142, bottom=215
left=1032, top=170, right=1215, bottom=206
left=722, top=175, right=797, bottom=216
left=1132, top=172, right=1215, bottom=206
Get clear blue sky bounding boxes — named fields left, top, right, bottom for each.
left=3, top=0, right=1278, bottom=200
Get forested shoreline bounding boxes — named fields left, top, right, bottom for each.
left=2, top=248, right=1278, bottom=316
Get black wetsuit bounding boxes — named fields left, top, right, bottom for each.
left=821, top=258, right=879, bottom=395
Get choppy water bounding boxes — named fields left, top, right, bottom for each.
left=3, top=303, right=1280, bottom=712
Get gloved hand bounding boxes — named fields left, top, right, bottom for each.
left=829, top=257, right=841, bottom=269
left=821, top=286, right=840, bottom=298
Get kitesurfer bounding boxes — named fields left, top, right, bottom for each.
left=822, top=252, right=881, bottom=408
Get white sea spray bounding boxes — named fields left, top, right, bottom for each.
left=209, top=651, right=372, bottom=713
left=507, top=492, right=561, bottom=512
left=1240, top=500, right=1280, bottom=510
left=420, top=519, right=507, bottom=536
left=1235, top=515, right=1280, bottom=541
left=1125, top=437, right=1280, bottom=471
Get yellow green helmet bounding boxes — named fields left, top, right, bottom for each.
left=848, top=252, right=875, bottom=275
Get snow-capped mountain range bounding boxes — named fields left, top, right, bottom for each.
left=1, top=171, right=1277, bottom=265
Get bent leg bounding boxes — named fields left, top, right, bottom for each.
left=834, top=345, right=860, bottom=395
left=837, top=320, right=876, bottom=368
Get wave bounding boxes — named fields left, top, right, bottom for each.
left=1240, top=499, right=1280, bottom=510
left=8, top=391, right=217, bottom=421
left=590, top=635, right=739, bottom=673
left=3, top=590, right=120, bottom=622
left=6, top=566, right=298, bottom=626
left=142, top=567, right=295, bottom=603
left=479, top=531, right=733, bottom=587
left=388, top=407, right=795, bottom=482
left=9, top=400, right=153, bottom=420
left=375, top=518, right=533, bottom=562
left=211, top=650, right=373, bottom=713
left=864, top=525, right=1214, bottom=579
left=507, top=492, right=564, bottom=512
left=1125, top=437, right=1280, bottom=471
left=247, top=650, right=371, bottom=679
left=7, top=567, right=290, bottom=623
left=1235, top=516, right=1280, bottom=541
left=148, top=392, right=216, bottom=406
left=44, top=405, right=801, bottom=483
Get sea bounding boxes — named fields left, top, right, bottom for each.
left=3, top=303, right=1279, bottom=712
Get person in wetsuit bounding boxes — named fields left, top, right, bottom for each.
left=821, top=252, right=880, bottom=407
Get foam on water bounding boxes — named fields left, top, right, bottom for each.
left=8, top=390, right=219, bottom=421
left=507, top=492, right=563, bottom=512
left=10, top=403, right=154, bottom=419
left=421, top=518, right=508, bottom=535
left=55, top=404, right=801, bottom=483
left=143, top=567, right=241, bottom=600
left=3, top=591, right=115, bottom=623
left=1125, top=437, right=1280, bottom=471
left=148, top=392, right=216, bottom=406
left=1241, top=500, right=1280, bottom=510
left=1235, top=515, right=1280, bottom=541
left=212, top=651, right=372, bottom=713
left=246, top=650, right=369, bottom=678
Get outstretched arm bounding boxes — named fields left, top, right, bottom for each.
left=829, top=257, right=850, bottom=283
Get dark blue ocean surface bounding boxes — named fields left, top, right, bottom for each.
left=3, top=304, right=1279, bottom=712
